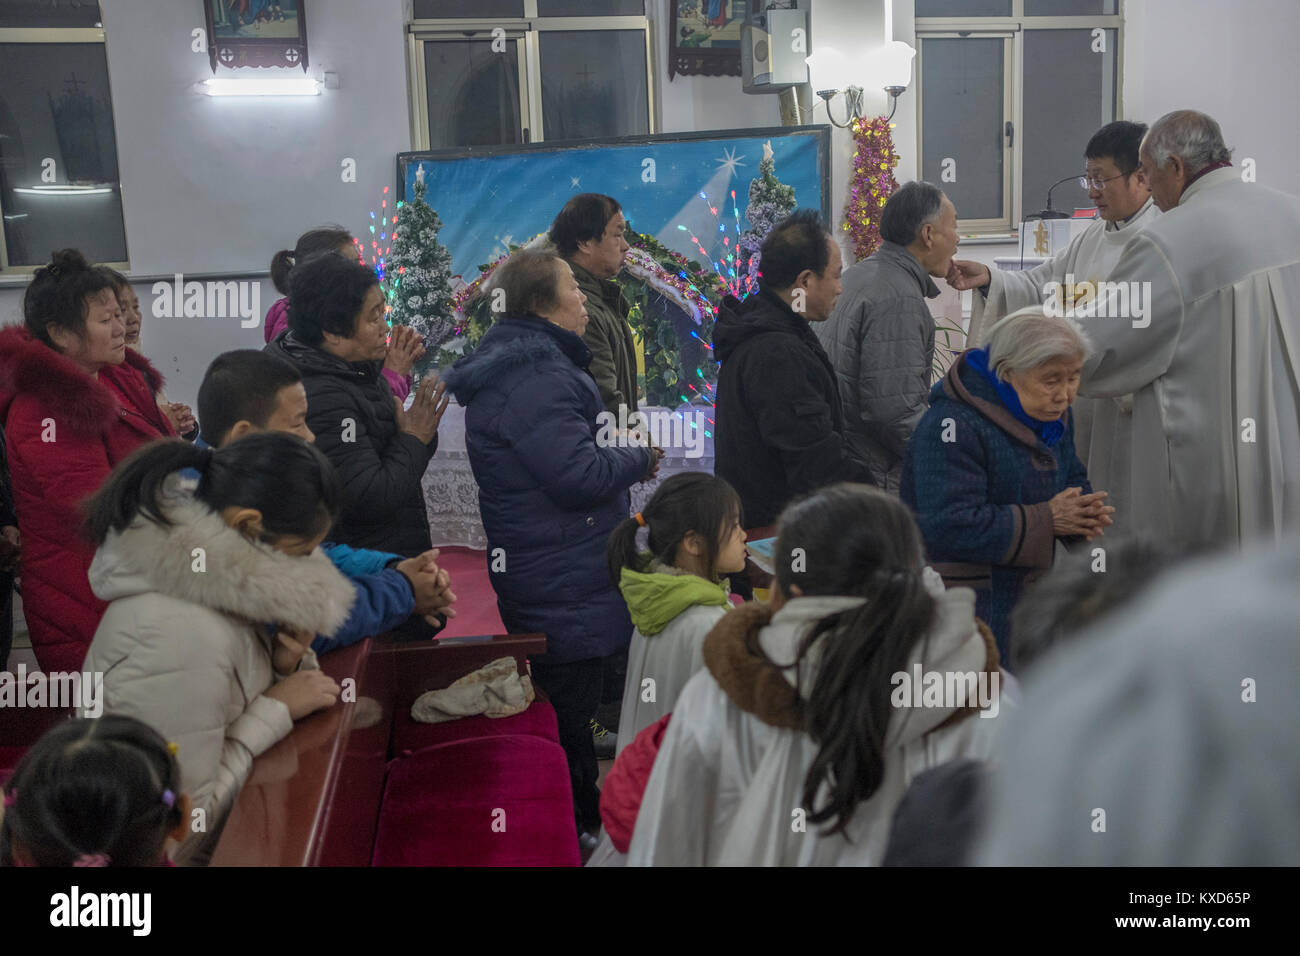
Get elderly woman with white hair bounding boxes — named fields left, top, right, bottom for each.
left=900, top=306, right=1115, bottom=667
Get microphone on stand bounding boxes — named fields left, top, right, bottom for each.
left=1024, top=175, right=1079, bottom=221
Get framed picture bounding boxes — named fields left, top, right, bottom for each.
left=669, top=0, right=746, bottom=79
left=203, top=0, right=309, bottom=71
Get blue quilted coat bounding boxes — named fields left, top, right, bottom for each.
left=901, top=351, right=1091, bottom=665
left=441, top=316, right=651, bottom=663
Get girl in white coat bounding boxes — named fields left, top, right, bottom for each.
left=80, top=433, right=355, bottom=864
left=628, top=484, right=1004, bottom=866
left=606, top=472, right=748, bottom=754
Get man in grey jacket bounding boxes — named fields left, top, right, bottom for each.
left=818, top=181, right=959, bottom=491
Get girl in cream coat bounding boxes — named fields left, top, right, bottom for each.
left=81, top=434, right=354, bottom=864
left=628, top=484, right=1007, bottom=867
left=606, top=473, right=748, bottom=754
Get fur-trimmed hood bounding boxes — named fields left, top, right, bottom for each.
left=0, top=324, right=166, bottom=438
left=88, top=486, right=355, bottom=637
left=441, top=316, right=592, bottom=405
left=703, top=588, right=999, bottom=744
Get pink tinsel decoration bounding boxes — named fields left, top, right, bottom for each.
left=843, top=116, right=901, bottom=261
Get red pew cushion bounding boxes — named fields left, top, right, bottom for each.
left=390, top=698, right=559, bottom=754
left=372, top=735, right=579, bottom=867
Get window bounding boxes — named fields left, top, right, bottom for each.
left=407, top=1, right=653, bottom=149
left=0, top=1, right=128, bottom=272
left=916, top=0, right=1122, bottom=233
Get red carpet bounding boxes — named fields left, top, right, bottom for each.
left=433, top=547, right=506, bottom=638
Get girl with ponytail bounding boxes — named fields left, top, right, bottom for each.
left=627, top=484, right=1004, bottom=866
left=606, top=472, right=747, bottom=751
left=1, top=716, right=189, bottom=867
left=80, top=433, right=355, bottom=864
left=591, top=473, right=746, bottom=864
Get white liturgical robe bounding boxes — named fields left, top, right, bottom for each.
left=967, top=199, right=1161, bottom=522
left=1077, top=166, right=1300, bottom=549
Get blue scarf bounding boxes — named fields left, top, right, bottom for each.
left=965, top=348, right=1066, bottom=448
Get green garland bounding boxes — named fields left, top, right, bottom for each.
left=438, top=230, right=726, bottom=409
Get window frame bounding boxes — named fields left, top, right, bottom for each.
left=405, top=9, right=656, bottom=151
left=0, top=22, right=129, bottom=275
left=915, top=2, right=1125, bottom=236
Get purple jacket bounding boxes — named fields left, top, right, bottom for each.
left=263, top=298, right=411, bottom=402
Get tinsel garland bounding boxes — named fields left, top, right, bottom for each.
left=844, top=116, right=900, bottom=261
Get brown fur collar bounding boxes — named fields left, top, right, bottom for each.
left=703, top=600, right=1002, bottom=732
left=0, top=325, right=166, bottom=437
left=702, top=601, right=805, bottom=730
left=930, top=619, right=1001, bottom=733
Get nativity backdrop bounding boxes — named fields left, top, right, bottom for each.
left=380, top=128, right=829, bottom=409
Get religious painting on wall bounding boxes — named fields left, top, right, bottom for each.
left=669, top=0, right=749, bottom=78
left=203, top=0, right=308, bottom=71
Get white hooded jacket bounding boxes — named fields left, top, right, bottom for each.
left=627, top=586, right=1004, bottom=866
left=81, top=490, right=355, bottom=863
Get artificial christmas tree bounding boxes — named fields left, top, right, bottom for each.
left=388, top=164, right=455, bottom=380
left=736, top=140, right=797, bottom=290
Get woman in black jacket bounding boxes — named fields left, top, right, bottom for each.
left=265, top=254, right=447, bottom=557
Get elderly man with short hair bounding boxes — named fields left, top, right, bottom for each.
left=1077, top=109, right=1300, bottom=549
left=901, top=306, right=1115, bottom=665
left=818, top=181, right=958, bottom=491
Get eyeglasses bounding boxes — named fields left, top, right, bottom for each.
left=1078, top=172, right=1130, bottom=191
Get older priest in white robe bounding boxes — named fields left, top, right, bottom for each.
left=949, top=120, right=1160, bottom=521
left=1077, top=110, right=1300, bottom=549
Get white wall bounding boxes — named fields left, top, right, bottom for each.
left=1122, top=0, right=1298, bottom=193
left=648, top=0, right=782, bottom=134
left=892, top=0, right=1300, bottom=274
left=5, top=0, right=1297, bottom=398
left=1, top=0, right=412, bottom=407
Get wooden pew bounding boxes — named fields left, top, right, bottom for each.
left=210, top=632, right=550, bottom=867
left=0, top=672, right=75, bottom=780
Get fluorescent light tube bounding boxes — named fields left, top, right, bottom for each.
left=201, top=77, right=321, bottom=96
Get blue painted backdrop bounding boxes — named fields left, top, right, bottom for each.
left=399, top=129, right=828, bottom=286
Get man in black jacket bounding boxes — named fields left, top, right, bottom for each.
left=715, top=210, right=873, bottom=529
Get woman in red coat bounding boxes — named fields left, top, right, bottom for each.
left=0, top=250, right=174, bottom=673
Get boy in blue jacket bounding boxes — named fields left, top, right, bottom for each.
left=194, top=350, right=455, bottom=653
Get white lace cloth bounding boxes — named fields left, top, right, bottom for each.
left=422, top=404, right=715, bottom=550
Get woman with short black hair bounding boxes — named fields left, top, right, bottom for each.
left=265, top=253, right=447, bottom=558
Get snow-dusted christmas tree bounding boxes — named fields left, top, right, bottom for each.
left=388, top=164, right=454, bottom=379
left=737, top=141, right=797, bottom=289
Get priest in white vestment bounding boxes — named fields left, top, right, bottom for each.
left=948, top=121, right=1160, bottom=521
left=1074, top=110, right=1300, bottom=549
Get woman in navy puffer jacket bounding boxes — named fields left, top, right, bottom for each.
left=442, top=250, right=654, bottom=833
